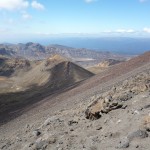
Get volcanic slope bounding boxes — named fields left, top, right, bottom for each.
left=0, top=54, right=94, bottom=120
left=0, top=56, right=31, bottom=77
left=88, top=59, right=124, bottom=74
left=0, top=51, right=150, bottom=150
left=12, top=54, right=94, bottom=90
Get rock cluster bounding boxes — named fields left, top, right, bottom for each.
left=85, top=97, right=123, bottom=120
left=85, top=70, right=150, bottom=120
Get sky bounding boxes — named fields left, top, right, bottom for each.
left=1, top=0, right=150, bottom=42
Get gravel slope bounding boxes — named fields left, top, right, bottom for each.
left=0, top=51, right=150, bottom=150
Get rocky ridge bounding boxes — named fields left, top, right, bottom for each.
left=85, top=70, right=150, bottom=120
left=0, top=43, right=128, bottom=67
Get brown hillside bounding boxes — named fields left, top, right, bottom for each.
left=0, top=55, right=94, bottom=117
left=46, top=52, right=150, bottom=102
left=0, top=56, right=31, bottom=77
left=88, top=59, right=124, bottom=74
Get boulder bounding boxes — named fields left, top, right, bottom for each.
left=85, top=98, right=122, bottom=120
left=142, top=115, right=150, bottom=131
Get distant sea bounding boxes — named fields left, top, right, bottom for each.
left=4, top=37, right=150, bottom=55
left=37, top=37, right=150, bottom=55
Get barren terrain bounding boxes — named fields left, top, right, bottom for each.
left=0, top=51, right=150, bottom=150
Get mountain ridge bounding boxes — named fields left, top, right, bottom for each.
left=0, top=42, right=129, bottom=67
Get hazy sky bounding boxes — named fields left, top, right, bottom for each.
left=1, top=0, right=150, bottom=42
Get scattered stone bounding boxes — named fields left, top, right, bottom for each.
left=96, top=126, right=102, bottom=130
left=104, top=119, right=108, bottom=123
left=0, top=141, right=11, bottom=150
left=32, top=130, right=41, bottom=137
left=28, top=142, right=34, bottom=147
left=43, top=116, right=57, bottom=126
left=70, top=129, right=74, bottom=131
left=104, top=95, right=112, bottom=103
left=142, top=115, right=150, bottom=131
left=48, top=137, right=56, bottom=144
left=34, top=138, right=48, bottom=150
left=90, top=145, right=98, bottom=150
left=122, top=105, right=127, bottom=109
left=117, top=138, right=130, bottom=149
left=1, top=144, right=6, bottom=150
left=116, top=120, right=122, bottom=124
left=110, top=132, right=121, bottom=138
left=138, top=84, right=148, bottom=92
left=59, top=141, right=63, bottom=144
left=133, top=110, right=140, bottom=115
left=22, top=143, right=33, bottom=150
left=131, top=84, right=148, bottom=94
left=92, top=136, right=100, bottom=143
left=104, top=132, right=113, bottom=138
left=127, top=130, right=148, bottom=140
left=68, top=120, right=78, bottom=126
left=25, top=124, right=30, bottom=129
left=16, top=136, right=22, bottom=142
left=117, top=91, right=133, bottom=101
left=143, top=104, right=150, bottom=109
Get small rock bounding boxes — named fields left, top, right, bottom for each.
left=133, top=110, right=140, bottom=115
left=25, top=124, right=30, bottom=129
left=35, top=139, right=48, bottom=150
left=32, top=130, right=41, bottom=137
left=70, top=129, right=74, bottom=131
left=104, top=119, right=108, bottom=123
left=43, top=117, right=55, bottom=126
left=143, top=104, right=150, bottom=109
left=111, top=132, right=120, bottom=138
left=116, top=120, right=122, bottom=124
left=59, top=141, right=63, bottom=144
left=0, top=141, right=11, bottom=150
left=68, top=120, right=78, bottom=126
left=16, top=136, right=22, bottom=142
left=48, top=137, right=56, bottom=144
left=28, top=142, right=34, bottom=147
left=104, top=95, right=112, bottom=103
left=96, top=126, right=102, bottom=130
left=119, top=92, right=133, bottom=101
left=58, top=148, right=63, bottom=150
left=1, top=144, right=6, bottom=149
left=127, top=130, right=148, bottom=140
left=122, top=105, right=127, bottom=109
left=142, top=115, right=150, bottom=132
left=117, top=138, right=130, bottom=149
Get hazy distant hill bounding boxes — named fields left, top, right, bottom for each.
left=0, top=46, right=16, bottom=57
left=0, top=43, right=128, bottom=67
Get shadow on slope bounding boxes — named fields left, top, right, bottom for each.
left=0, top=61, right=94, bottom=124
left=0, top=56, right=31, bottom=77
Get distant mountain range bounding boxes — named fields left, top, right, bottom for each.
left=0, top=42, right=129, bottom=67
